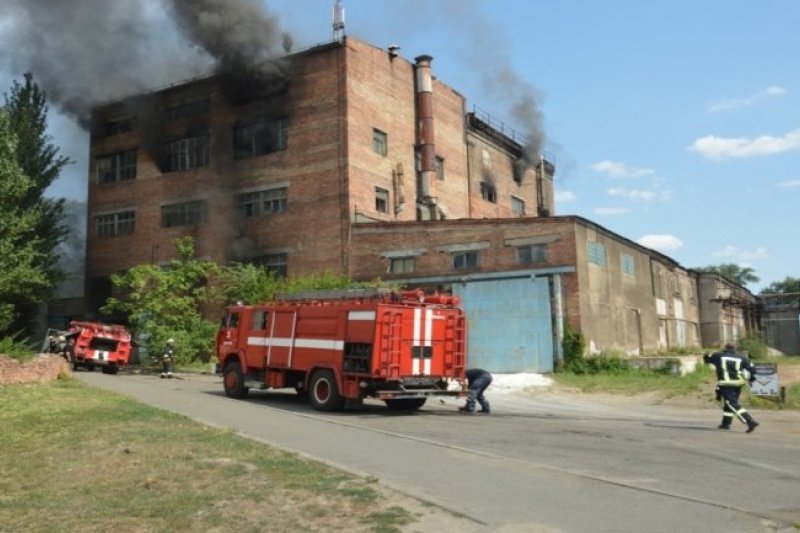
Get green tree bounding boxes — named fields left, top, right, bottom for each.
left=0, top=109, right=51, bottom=334
left=693, top=263, right=759, bottom=287
left=760, top=276, right=800, bottom=295
left=101, top=237, right=221, bottom=366
left=3, top=73, right=72, bottom=332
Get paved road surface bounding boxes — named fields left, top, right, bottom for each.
left=76, top=371, right=800, bottom=533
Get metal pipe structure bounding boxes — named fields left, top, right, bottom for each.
left=414, top=55, right=437, bottom=218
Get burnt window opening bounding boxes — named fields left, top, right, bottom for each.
left=165, top=134, right=210, bottom=172
left=161, top=200, right=207, bottom=228
left=166, top=99, right=210, bottom=122
left=452, top=251, right=479, bottom=269
left=251, top=253, right=288, bottom=278
left=480, top=182, right=497, bottom=203
left=95, top=211, right=135, bottom=238
left=233, top=117, right=288, bottom=158
left=102, top=116, right=136, bottom=137
left=96, top=149, right=137, bottom=184
left=236, top=188, right=288, bottom=217
left=372, top=128, right=388, bottom=156
left=511, top=196, right=525, bottom=216
left=375, top=187, right=389, bottom=213
left=389, top=256, right=415, bottom=274
left=518, top=244, right=547, bottom=265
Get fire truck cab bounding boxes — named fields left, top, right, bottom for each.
left=215, top=288, right=468, bottom=411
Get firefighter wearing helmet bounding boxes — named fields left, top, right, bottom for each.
left=161, top=338, right=175, bottom=379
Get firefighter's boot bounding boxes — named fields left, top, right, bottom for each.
left=744, top=413, right=759, bottom=433
left=459, top=398, right=476, bottom=413
left=718, top=416, right=730, bottom=430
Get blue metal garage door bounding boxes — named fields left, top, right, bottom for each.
left=454, top=276, right=554, bottom=373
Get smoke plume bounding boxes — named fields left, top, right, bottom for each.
left=0, top=0, right=287, bottom=129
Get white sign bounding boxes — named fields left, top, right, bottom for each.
left=749, top=363, right=779, bottom=396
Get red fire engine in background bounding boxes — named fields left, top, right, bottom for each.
left=45, top=321, right=132, bottom=375
left=215, top=288, right=469, bottom=411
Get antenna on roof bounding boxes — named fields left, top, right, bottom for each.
left=333, top=0, right=345, bottom=42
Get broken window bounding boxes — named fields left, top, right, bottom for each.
left=251, top=253, right=288, bottom=278
left=480, top=182, right=497, bottom=203
left=236, top=188, right=288, bottom=217
left=166, top=99, right=210, bottom=121
left=95, top=211, right=135, bottom=238
left=233, top=117, right=288, bottom=158
left=452, top=251, right=479, bottom=269
left=165, top=134, right=210, bottom=172
left=96, top=149, right=137, bottom=184
left=375, top=187, right=389, bottom=213
left=102, top=116, right=136, bottom=137
left=161, top=200, right=207, bottom=228
left=518, top=244, right=547, bottom=265
left=373, top=128, right=388, bottom=156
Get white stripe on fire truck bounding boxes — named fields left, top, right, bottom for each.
left=348, top=311, right=376, bottom=321
left=413, top=308, right=433, bottom=346
left=247, top=337, right=344, bottom=351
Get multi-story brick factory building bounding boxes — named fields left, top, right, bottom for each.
left=87, top=35, right=756, bottom=371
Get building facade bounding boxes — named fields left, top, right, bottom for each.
left=85, top=35, right=763, bottom=371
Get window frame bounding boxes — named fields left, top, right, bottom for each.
left=452, top=250, right=479, bottom=269
left=251, top=253, right=288, bottom=278
left=233, top=117, right=288, bottom=159
left=587, top=241, right=607, bottom=267
left=94, top=210, right=135, bottom=238
left=621, top=253, right=636, bottom=277
left=375, top=187, right=389, bottom=214
left=372, top=128, right=388, bottom=156
left=480, top=182, right=497, bottom=203
left=165, top=134, right=210, bottom=172
left=236, top=187, right=288, bottom=218
left=96, top=149, right=138, bottom=184
left=511, top=196, right=525, bottom=216
left=161, top=200, right=208, bottom=228
left=388, top=256, right=415, bottom=274
left=517, top=244, right=547, bottom=265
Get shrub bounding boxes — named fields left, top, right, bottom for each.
left=737, top=336, right=768, bottom=360
left=0, top=333, right=37, bottom=361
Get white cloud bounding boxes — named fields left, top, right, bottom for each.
left=637, top=234, right=683, bottom=252
left=707, top=85, right=787, bottom=113
left=555, top=190, right=576, bottom=202
left=606, top=187, right=673, bottom=202
left=712, top=245, right=769, bottom=261
left=777, top=179, right=800, bottom=188
left=593, top=207, right=629, bottom=216
left=591, top=160, right=654, bottom=179
left=688, top=128, right=800, bottom=160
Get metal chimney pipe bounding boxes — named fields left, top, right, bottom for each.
left=414, top=55, right=437, bottom=213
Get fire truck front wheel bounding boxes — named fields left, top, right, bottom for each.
left=309, top=370, right=345, bottom=412
left=223, top=361, right=249, bottom=399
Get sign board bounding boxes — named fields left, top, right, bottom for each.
left=749, top=363, right=779, bottom=396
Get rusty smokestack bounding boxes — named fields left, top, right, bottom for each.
left=415, top=55, right=437, bottom=217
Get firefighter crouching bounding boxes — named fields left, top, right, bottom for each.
left=161, top=339, right=175, bottom=379
left=703, top=343, right=759, bottom=433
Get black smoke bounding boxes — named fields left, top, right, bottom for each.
left=0, top=0, right=288, bottom=128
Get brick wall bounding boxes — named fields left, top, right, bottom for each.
left=0, top=354, right=70, bottom=385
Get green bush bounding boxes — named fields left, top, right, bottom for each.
left=0, top=333, right=37, bottom=361
left=737, top=336, right=768, bottom=360
left=561, top=324, right=585, bottom=369
left=563, top=354, right=633, bottom=375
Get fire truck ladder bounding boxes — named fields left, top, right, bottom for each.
left=378, top=310, right=403, bottom=379
left=444, top=314, right=467, bottom=374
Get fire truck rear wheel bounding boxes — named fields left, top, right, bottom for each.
left=223, top=361, right=249, bottom=399
left=385, top=398, right=427, bottom=411
left=102, top=365, right=118, bottom=375
left=309, top=370, right=344, bottom=412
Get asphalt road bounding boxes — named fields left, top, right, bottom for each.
left=75, top=371, right=800, bottom=533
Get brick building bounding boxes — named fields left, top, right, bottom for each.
left=87, top=36, right=716, bottom=372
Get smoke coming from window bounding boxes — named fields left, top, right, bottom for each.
left=0, top=0, right=287, bottom=129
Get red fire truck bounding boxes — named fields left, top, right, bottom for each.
left=46, top=321, right=133, bottom=375
left=215, top=288, right=469, bottom=411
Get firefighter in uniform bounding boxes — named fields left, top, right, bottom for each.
left=459, top=368, right=493, bottom=414
left=160, top=338, right=175, bottom=379
left=703, top=343, right=759, bottom=432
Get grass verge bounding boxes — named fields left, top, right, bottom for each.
left=0, top=377, right=419, bottom=533
left=552, top=356, right=800, bottom=410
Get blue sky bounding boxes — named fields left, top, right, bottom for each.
left=2, top=1, right=797, bottom=292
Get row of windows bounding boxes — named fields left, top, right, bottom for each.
left=587, top=241, right=638, bottom=278
left=388, top=244, right=548, bottom=275
left=95, top=187, right=288, bottom=237
left=95, top=118, right=288, bottom=183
